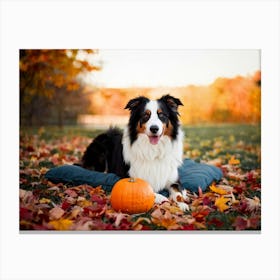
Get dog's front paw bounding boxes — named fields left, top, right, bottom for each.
left=169, top=190, right=189, bottom=211
left=155, top=193, right=169, bottom=204
left=177, top=201, right=189, bottom=212
left=182, top=189, right=190, bottom=203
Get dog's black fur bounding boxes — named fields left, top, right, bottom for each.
left=81, top=128, right=129, bottom=178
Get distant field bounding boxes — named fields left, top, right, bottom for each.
left=21, top=123, right=261, bottom=170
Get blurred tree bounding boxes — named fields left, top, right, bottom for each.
left=20, top=49, right=101, bottom=127
left=179, top=71, right=261, bottom=125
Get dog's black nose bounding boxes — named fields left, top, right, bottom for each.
left=150, top=125, right=159, bottom=134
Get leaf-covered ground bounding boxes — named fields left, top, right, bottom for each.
left=20, top=125, right=261, bottom=231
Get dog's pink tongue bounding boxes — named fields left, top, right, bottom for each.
left=149, top=136, right=160, bottom=145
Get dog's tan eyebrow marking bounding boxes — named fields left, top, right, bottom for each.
left=139, top=109, right=151, bottom=127
left=144, top=110, right=151, bottom=116
left=141, top=110, right=151, bottom=120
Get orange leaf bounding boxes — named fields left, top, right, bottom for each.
left=228, top=156, right=240, bottom=165
left=215, top=196, right=230, bottom=212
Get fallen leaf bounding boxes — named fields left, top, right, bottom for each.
left=132, top=217, right=151, bottom=230
left=233, top=216, right=248, bottom=230
left=191, top=206, right=211, bottom=222
left=209, top=184, right=228, bottom=195
left=151, top=208, right=181, bottom=230
left=49, top=207, right=65, bottom=220
left=215, top=196, right=230, bottom=212
left=64, top=189, right=78, bottom=198
left=77, top=196, right=92, bottom=207
left=245, top=196, right=261, bottom=212
left=19, top=189, right=34, bottom=204
left=68, top=206, right=83, bottom=219
left=48, top=219, right=73, bottom=230
left=39, top=198, right=52, bottom=204
left=228, top=156, right=240, bottom=165
left=114, top=213, right=130, bottom=227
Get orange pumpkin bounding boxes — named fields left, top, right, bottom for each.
left=110, top=177, right=155, bottom=214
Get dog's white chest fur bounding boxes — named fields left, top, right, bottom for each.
left=122, top=127, right=184, bottom=192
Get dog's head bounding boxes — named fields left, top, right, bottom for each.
left=125, top=94, right=183, bottom=145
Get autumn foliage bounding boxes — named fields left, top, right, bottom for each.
left=85, top=71, right=261, bottom=125
left=20, top=49, right=101, bottom=127
left=20, top=49, right=100, bottom=97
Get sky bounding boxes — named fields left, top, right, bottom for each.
left=86, top=49, right=260, bottom=88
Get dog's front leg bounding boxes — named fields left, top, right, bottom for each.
left=155, top=193, right=169, bottom=204
left=168, top=184, right=189, bottom=211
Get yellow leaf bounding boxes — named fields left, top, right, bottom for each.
left=215, top=196, right=230, bottom=212
left=39, top=198, right=51, bottom=204
left=77, top=196, right=92, bottom=207
left=49, top=219, right=73, bottom=230
left=209, top=184, right=228, bottom=195
left=228, top=156, right=240, bottom=165
left=30, top=156, right=37, bottom=162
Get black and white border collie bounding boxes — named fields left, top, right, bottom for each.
left=81, top=94, right=189, bottom=211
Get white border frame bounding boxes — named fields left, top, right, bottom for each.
left=1, top=1, right=279, bottom=279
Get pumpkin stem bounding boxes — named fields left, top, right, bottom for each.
left=128, top=177, right=135, bottom=183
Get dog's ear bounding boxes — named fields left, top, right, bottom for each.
left=160, top=94, right=183, bottom=112
left=124, top=96, right=149, bottom=111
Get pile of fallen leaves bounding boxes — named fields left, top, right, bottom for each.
left=20, top=125, right=261, bottom=231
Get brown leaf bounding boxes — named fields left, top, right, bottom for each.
left=49, top=207, right=65, bottom=220
left=151, top=208, right=181, bottom=230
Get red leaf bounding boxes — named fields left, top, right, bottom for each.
left=181, top=224, right=196, bottom=230
left=20, top=207, right=33, bottom=220
left=83, top=204, right=106, bottom=217
left=233, top=216, right=248, bottom=230
left=248, top=216, right=260, bottom=229
left=191, top=206, right=211, bottom=222
left=207, top=217, right=224, bottom=228
left=91, top=194, right=107, bottom=205
left=61, top=201, right=72, bottom=210
left=202, top=196, right=212, bottom=206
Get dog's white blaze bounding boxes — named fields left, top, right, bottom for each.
left=122, top=126, right=184, bottom=192
left=144, top=100, right=163, bottom=136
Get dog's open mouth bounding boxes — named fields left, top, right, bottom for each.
left=149, top=136, right=160, bottom=145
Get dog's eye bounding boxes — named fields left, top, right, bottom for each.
left=141, top=112, right=150, bottom=123
left=158, top=112, right=167, bottom=122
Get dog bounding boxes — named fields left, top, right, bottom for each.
left=81, top=94, right=189, bottom=211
